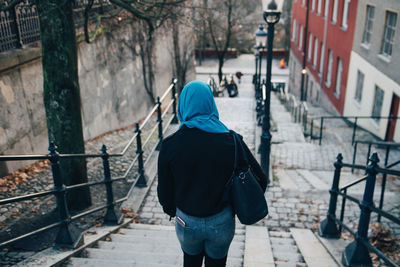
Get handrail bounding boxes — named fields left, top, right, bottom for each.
left=319, top=153, right=399, bottom=266
left=0, top=78, right=179, bottom=250
left=340, top=175, right=367, bottom=191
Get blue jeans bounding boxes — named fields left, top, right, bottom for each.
left=175, top=206, right=235, bottom=259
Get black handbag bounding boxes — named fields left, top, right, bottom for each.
left=226, top=130, right=268, bottom=225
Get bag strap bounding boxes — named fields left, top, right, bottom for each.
left=230, top=130, right=249, bottom=171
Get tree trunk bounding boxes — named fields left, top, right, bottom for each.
left=36, top=0, right=91, bottom=211
left=217, top=55, right=224, bottom=83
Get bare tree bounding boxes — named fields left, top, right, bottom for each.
left=0, top=0, right=186, bottom=210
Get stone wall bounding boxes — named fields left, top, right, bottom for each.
left=0, top=20, right=195, bottom=174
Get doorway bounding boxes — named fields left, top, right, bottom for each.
left=385, top=94, right=399, bottom=141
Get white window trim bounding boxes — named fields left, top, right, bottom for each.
left=308, top=34, right=313, bottom=61
left=319, top=43, right=325, bottom=74
left=332, top=0, right=338, bottom=24
left=299, top=25, right=304, bottom=50
left=313, top=38, right=319, bottom=68
left=341, top=0, right=350, bottom=30
left=324, top=0, right=329, bottom=18
left=326, top=50, right=333, bottom=87
left=317, top=0, right=323, bottom=15
left=335, top=58, right=342, bottom=98
left=312, top=0, right=316, bottom=12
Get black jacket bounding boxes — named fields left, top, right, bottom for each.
left=157, top=126, right=267, bottom=217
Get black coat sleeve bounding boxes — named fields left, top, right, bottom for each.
left=240, top=136, right=268, bottom=192
left=157, top=143, right=176, bottom=217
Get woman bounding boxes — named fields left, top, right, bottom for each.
left=157, top=81, right=267, bottom=267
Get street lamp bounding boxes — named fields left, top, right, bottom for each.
left=261, top=0, right=281, bottom=186
left=255, top=24, right=267, bottom=94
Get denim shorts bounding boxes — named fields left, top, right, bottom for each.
left=175, top=206, right=235, bottom=259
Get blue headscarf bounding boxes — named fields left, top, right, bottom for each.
left=178, top=80, right=229, bottom=133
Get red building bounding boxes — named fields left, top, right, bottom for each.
left=289, top=0, right=358, bottom=114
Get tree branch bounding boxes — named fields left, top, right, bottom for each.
left=0, top=0, right=23, bottom=11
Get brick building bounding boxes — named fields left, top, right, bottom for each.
left=288, top=0, right=358, bottom=114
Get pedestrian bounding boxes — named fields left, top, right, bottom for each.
left=157, top=80, right=267, bottom=267
left=227, top=74, right=238, bottom=97
left=235, top=71, right=243, bottom=84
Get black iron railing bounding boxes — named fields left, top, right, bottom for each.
left=319, top=153, right=400, bottom=266
left=0, top=0, right=117, bottom=53
left=306, top=115, right=400, bottom=146
left=0, top=78, right=178, bottom=249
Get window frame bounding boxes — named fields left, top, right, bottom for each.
left=354, top=70, right=364, bottom=104
left=332, top=0, right=338, bottom=24
left=341, top=0, right=350, bottom=30
left=380, top=10, right=398, bottom=58
left=334, top=58, right=342, bottom=98
left=361, top=5, right=375, bottom=47
left=317, top=0, right=323, bottom=15
left=371, top=85, right=385, bottom=123
left=326, top=49, right=333, bottom=87
left=308, top=33, right=313, bottom=61
left=313, top=37, right=319, bottom=68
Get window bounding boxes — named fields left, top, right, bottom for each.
left=292, top=20, right=297, bottom=42
left=319, top=43, right=325, bottom=74
left=362, top=5, right=375, bottom=45
left=372, top=86, right=384, bottom=122
left=299, top=25, right=304, bottom=50
left=326, top=50, right=333, bottom=87
left=335, top=58, right=342, bottom=97
left=302, top=0, right=305, bottom=6
left=342, top=0, right=350, bottom=29
left=308, top=33, right=313, bottom=61
left=324, top=0, right=329, bottom=17
left=332, top=0, right=338, bottom=24
left=312, top=0, right=316, bottom=12
left=380, top=11, right=398, bottom=57
left=317, top=0, right=323, bottom=15
left=354, top=70, right=364, bottom=103
left=313, top=38, right=319, bottom=68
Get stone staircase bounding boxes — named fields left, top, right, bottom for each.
left=65, top=223, right=339, bottom=267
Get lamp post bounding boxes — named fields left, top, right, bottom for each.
left=261, top=0, right=281, bottom=185
left=255, top=24, right=267, bottom=96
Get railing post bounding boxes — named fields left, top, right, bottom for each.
left=303, top=108, right=308, bottom=134
left=171, top=78, right=179, bottom=124
left=319, top=153, right=343, bottom=238
left=101, top=145, right=123, bottom=225
left=342, top=153, right=379, bottom=266
left=351, top=117, right=358, bottom=145
left=49, top=142, right=83, bottom=249
left=319, top=117, right=324, bottom=145
left=135, top=123, right=148, bottom=187
left=351, top=141, right=358, bottom=173
left=310, top=119, right=314, bottom=141
left=156, top=96, right=163, bottom=151
left=378, top=146, right=390, bottom=222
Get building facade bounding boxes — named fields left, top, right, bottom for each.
left=289, top=0, right=358, bottom=114
left=343, top=0, right=400, bottom=141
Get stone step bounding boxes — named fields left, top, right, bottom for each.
left=109, top=232, right=245, bottom=244
left=275, top=168, right=297, bottom=190
left=68, top=257, right=178, bottom=267
left=243, top=226, right=274, bottom=267
left=83, top=248, right=242, bottom=267
left=290, top=228, right=339, bottom=267
left=97, top=240, right=244, bottom=259
left=297, top=169, right=330, bottom=191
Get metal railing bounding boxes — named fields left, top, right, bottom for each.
left=305, top=115, right=400, bottom=146
left=0, top=0, right=117, bottom=53
left=319, top=153, right=400, bottom=266
left=0, top=78, right=178, bottom=249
